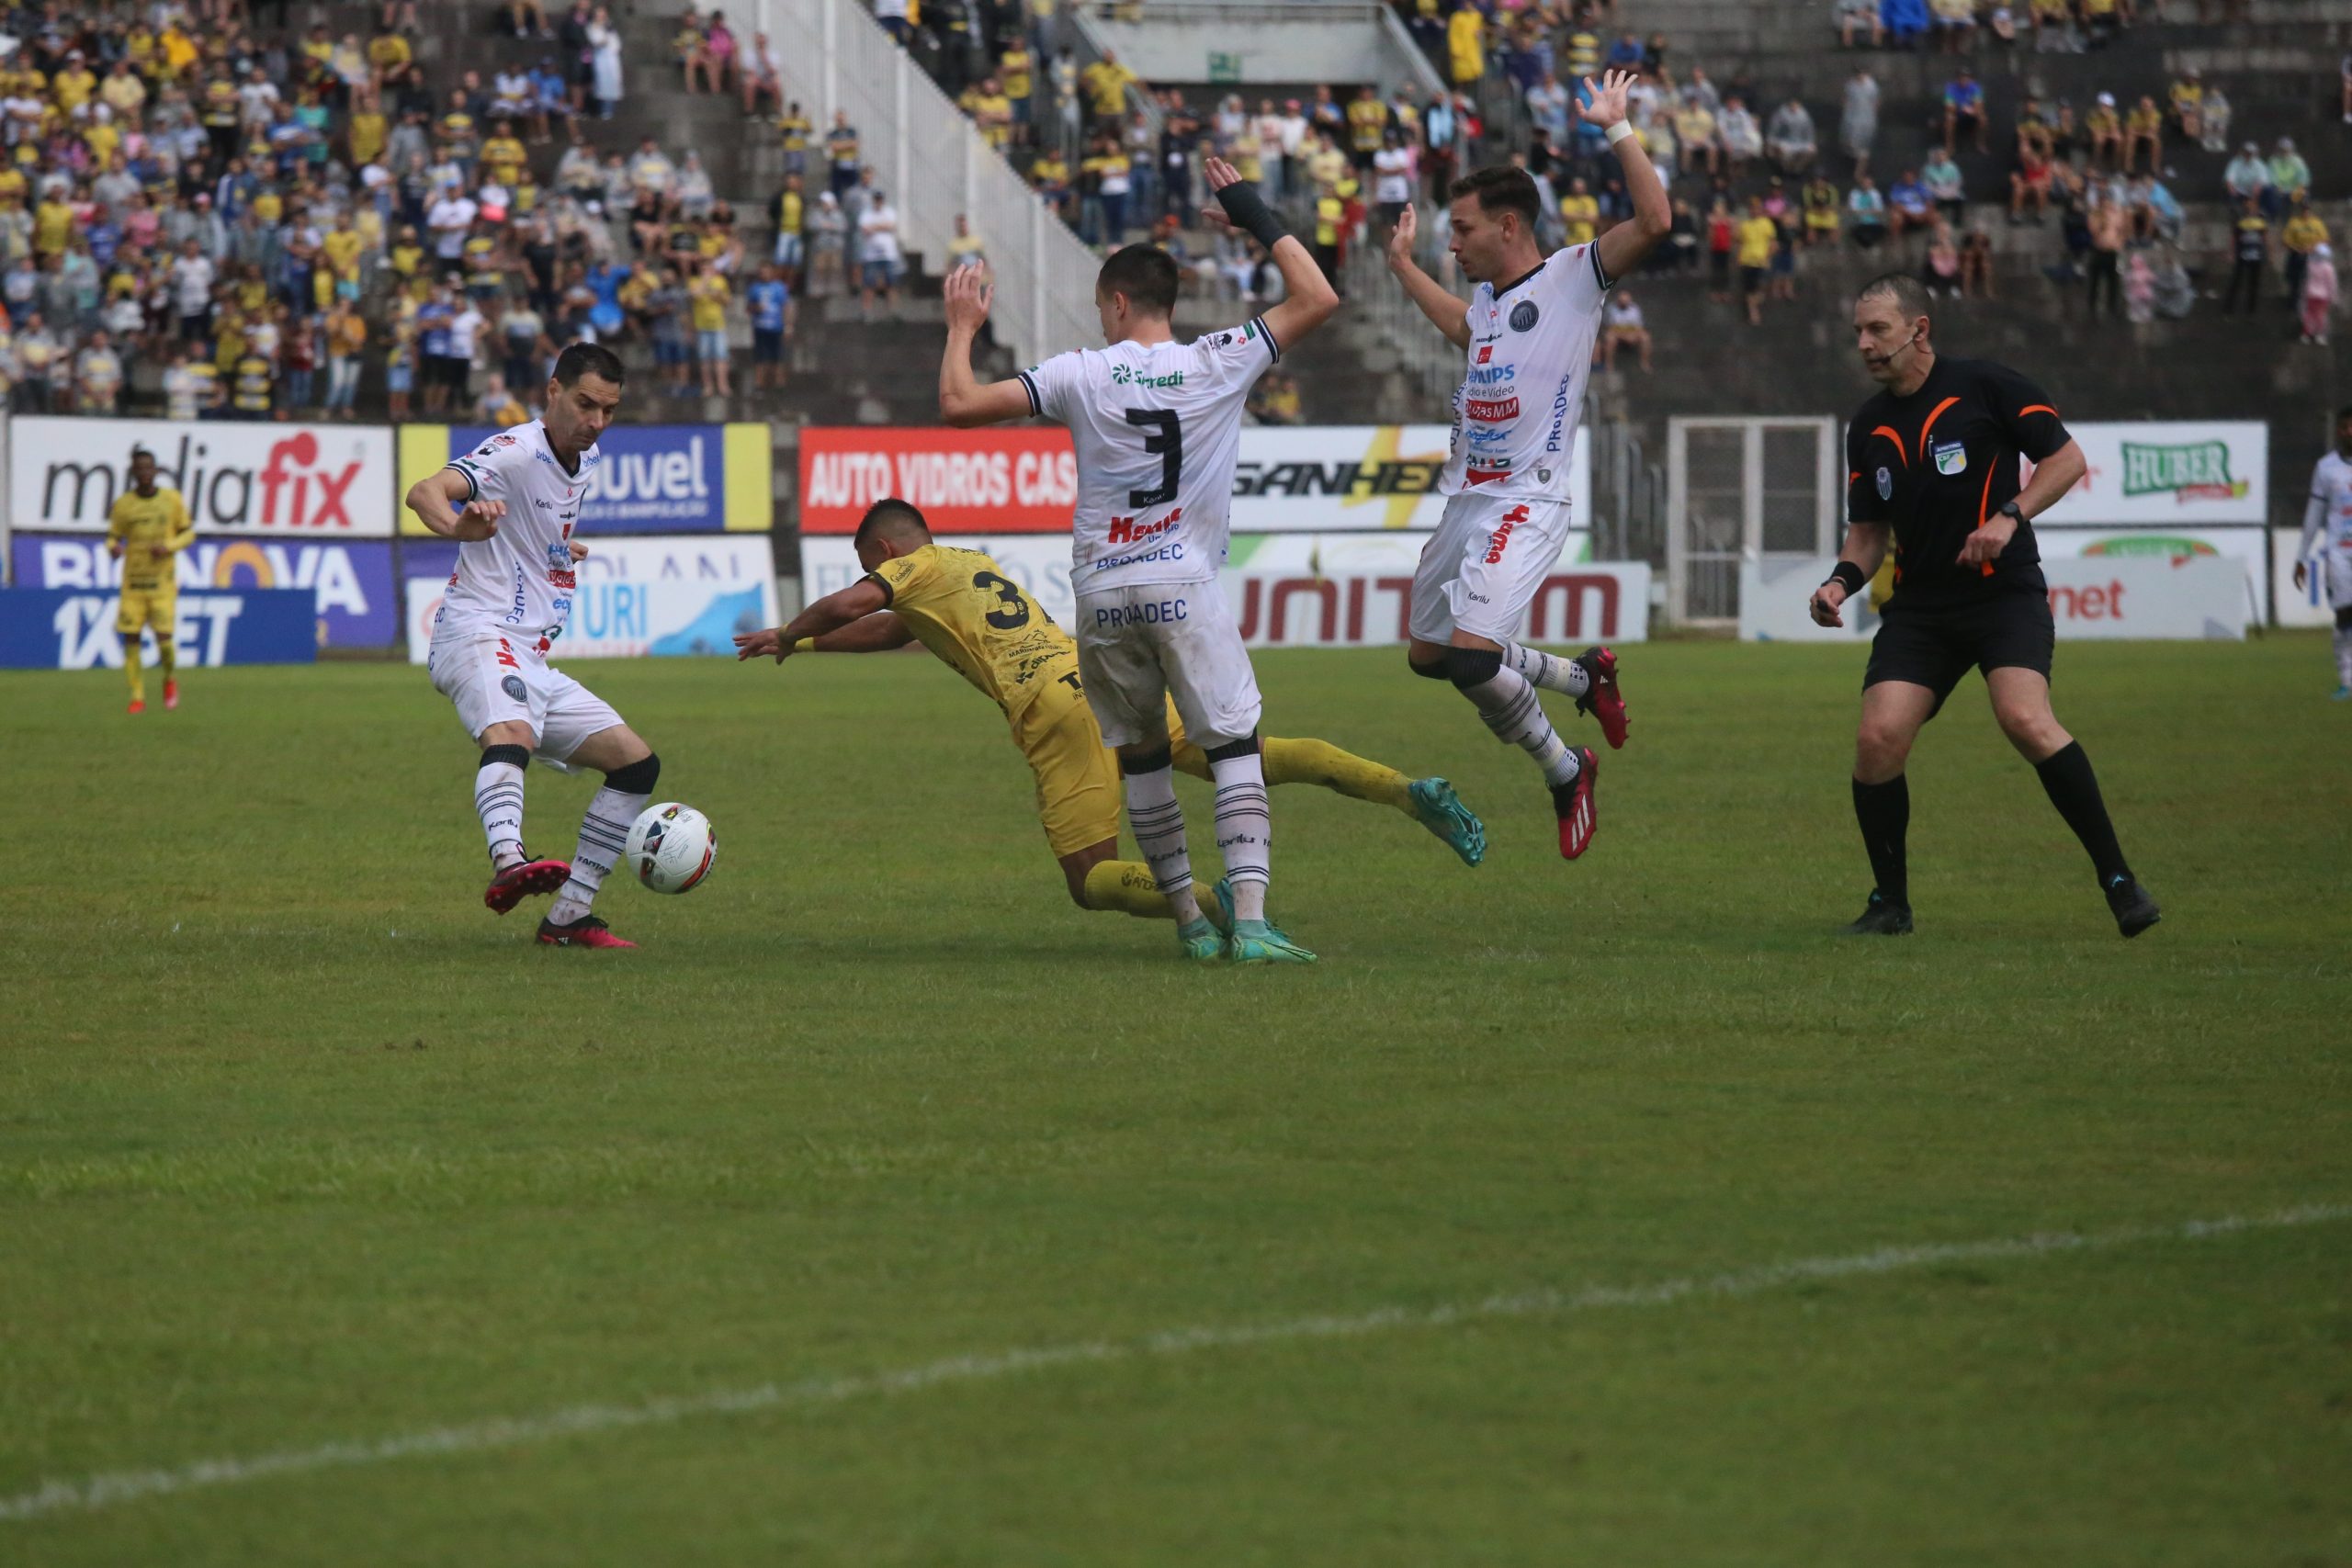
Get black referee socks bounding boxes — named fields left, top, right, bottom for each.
left=1851, top=775, right=1910, bottom=908
left=2034, top=740, right=2132, bottom=887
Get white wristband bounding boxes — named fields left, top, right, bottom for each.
left=1605, top=120, right=1635, bottom=147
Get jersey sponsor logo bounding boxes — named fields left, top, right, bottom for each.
left=1464, top=364, right=1517, bottom=385
left=1088, top=539, right=1190, bottom=573
left=1876, top=467, right=1894, bottom=500
left=1092, top=595, right=1190, bottom=626
left=1544, top=373, right=1575, bottom=457
left=1464, top=396, right=1521, bottom=423
left=1104, top=506, right=1182, bottom=545
left=1464, top=463, right=1512, bottom=486
left=548, top=569, right=577, bottom=590
left=1484, top=503, right=1531, bottom=564
left=1932, top=439, right=1968, bottom=477
left=544, top=541, right=571, bottom=569
left=1110, top=363, right=1185, bottom=389
left=1468, top=425, right=1510, bottom=446
left=1510, top=300, right=1539, bottom=332
left=1476, top=344, right=1494, bottom=365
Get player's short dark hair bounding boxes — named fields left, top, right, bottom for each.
left=854, top=499, right=932, bottom=549
left=1448, top=165, right=1543, bottom=231
left=129, top=446, right=155, bottom=463
left=1094, top=244, right=1180, bottom=317
left=1857, top=272, right=1934, bottom=325
left=2338, top=403, right=2352, bottom=424
left=551, top=341, right=626, bottom=388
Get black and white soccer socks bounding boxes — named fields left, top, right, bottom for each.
left=1449, top=649, right=1581, bottom=790
left=548, top=752, right=660, bottom=926
left=1503, top=641, right=1592, bottom=699
left=475, top=744, right=531, bottom=871
left=1121, top=746, right=1204, bottom=926
left=1205, top=736, right=1272, bottom=925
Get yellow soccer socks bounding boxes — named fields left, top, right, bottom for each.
left=1083, top=858, right=1175, bottom=919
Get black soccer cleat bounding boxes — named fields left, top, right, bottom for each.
left=1840, top=890, right=1914, bottom=936
left=2104, top=874, right=2161, bottom=939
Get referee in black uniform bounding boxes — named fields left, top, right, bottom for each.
left=1809, top=274, right=2161, bottom=939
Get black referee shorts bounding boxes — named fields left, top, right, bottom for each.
left=1863, top=591, right=2054, bottom=713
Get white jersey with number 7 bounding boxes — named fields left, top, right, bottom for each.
left=1017, top=314, right=1282, bottom=592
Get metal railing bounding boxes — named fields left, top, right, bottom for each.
left=751, top=0, right=1105, bottom=366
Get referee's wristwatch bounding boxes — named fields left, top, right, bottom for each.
left=1996, top=501, right=2027, bottom=526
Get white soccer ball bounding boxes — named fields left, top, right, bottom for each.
left=624, top=802, right=717, bottom=894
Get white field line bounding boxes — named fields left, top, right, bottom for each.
left=4, top=1203, right=2344, bottom=1525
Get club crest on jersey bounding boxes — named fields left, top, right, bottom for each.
left=501, top=675, right=527, bottom=703
left=1876, top=467, right=1894, bottom=500
left=1510, top=300, right=1540, bottom=332
left=1932, top=439, right=1967, bottom=477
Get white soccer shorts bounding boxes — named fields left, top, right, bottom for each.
left=1408, top=491, right=1574, bottom=646
left=1074, top=581, right=1262, bottom=750
left=2325, top=548, right=2352, bottom=609
left=427, top=628, right=625, bottom=765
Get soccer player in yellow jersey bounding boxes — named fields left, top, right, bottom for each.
left=736, top=501, right=1485, bottom=931
left=106, top=447, right=196, bottom=715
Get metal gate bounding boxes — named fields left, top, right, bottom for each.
left=1665, top=417, right=1843, bottom=626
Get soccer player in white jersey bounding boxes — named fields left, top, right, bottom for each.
left=1385, top=70, right=1668, bottom=860
left=2294, top=403, right=2352, bottom=700
left=936, top=156, right=1340, bottom=964
left=402, top=342, right=662, bottom=948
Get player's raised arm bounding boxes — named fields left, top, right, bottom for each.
left=404, top=467, right=505, bottom=541
left=733, top=576, right=894, bottom=662
left=1385, top=202, right=1471, bottom=350
left=1586, top=70, right=1671, bottom=284
left=1205, top=154, right=1338, bottom=354
left=937, top=266, right=1043, bottom=427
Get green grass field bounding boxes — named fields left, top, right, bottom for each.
left=4, top=637, right=2347, bottom=1565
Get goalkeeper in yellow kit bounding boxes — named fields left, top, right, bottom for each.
left=107, top=447, right=196, bottom=714
left=734, top=501, right=1485, bottom=930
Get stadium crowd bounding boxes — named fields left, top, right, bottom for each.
left=828, top=0, right=2343, bottom=351
left=0, top=0, right=805, bottom=423
left=1, top=0, right=2339, bottom=423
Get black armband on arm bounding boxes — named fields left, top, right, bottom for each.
left=1214, top=179, right=1289, bottom=252
left=1826, top=561, right=1868, bottom=596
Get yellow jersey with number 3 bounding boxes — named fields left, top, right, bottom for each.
left=865, top=544, right=1083, bottom=749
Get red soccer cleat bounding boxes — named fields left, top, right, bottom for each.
left=537, top=914, right=637, bottom=948
left=164, top=679, right=179, bottom=711
left=484, top=857, right=571, bottom=914
left=1553, top=749, right=1600, bottom=860
left=128, top=698, right=145, bottom=715
left=1574, top=647, right=1629, bottom=750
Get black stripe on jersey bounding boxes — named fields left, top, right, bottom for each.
left=1251, top=315, right=1281, bottom=363
left=1016, top=369, right=1042, bottom=417
left=1589, top=242, right=1613, bottom=293
left=861, top=570, right=895, bottom=608
left=443, top=461, right=480, bottom=504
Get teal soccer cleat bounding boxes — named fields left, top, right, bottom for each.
left=1408, top=777, right=1487, bottom=866
left=1177, top=917, right=1227, bottom=963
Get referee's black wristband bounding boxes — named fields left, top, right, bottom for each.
left=1214, top=179, right=1289, bottom=252
left=1825, top=561, right=1868, bottom=597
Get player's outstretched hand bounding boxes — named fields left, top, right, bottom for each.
left=1204, top=155, right=1241, bottom=193
left=1809, top=581, right=1848, bottom=628
left=1579, top=68, right=1635, bottom=128
left=1387, top=201, right=1419, bottom=269
left=2293, top=560, right=2309, bottom=591
left=733, top=627, right=788, bottom=663
left=569, top=538, right=590, bottom=562
left=944, top=264, right=994, bottom=334
left=451, top=498, right=504, bottom=541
